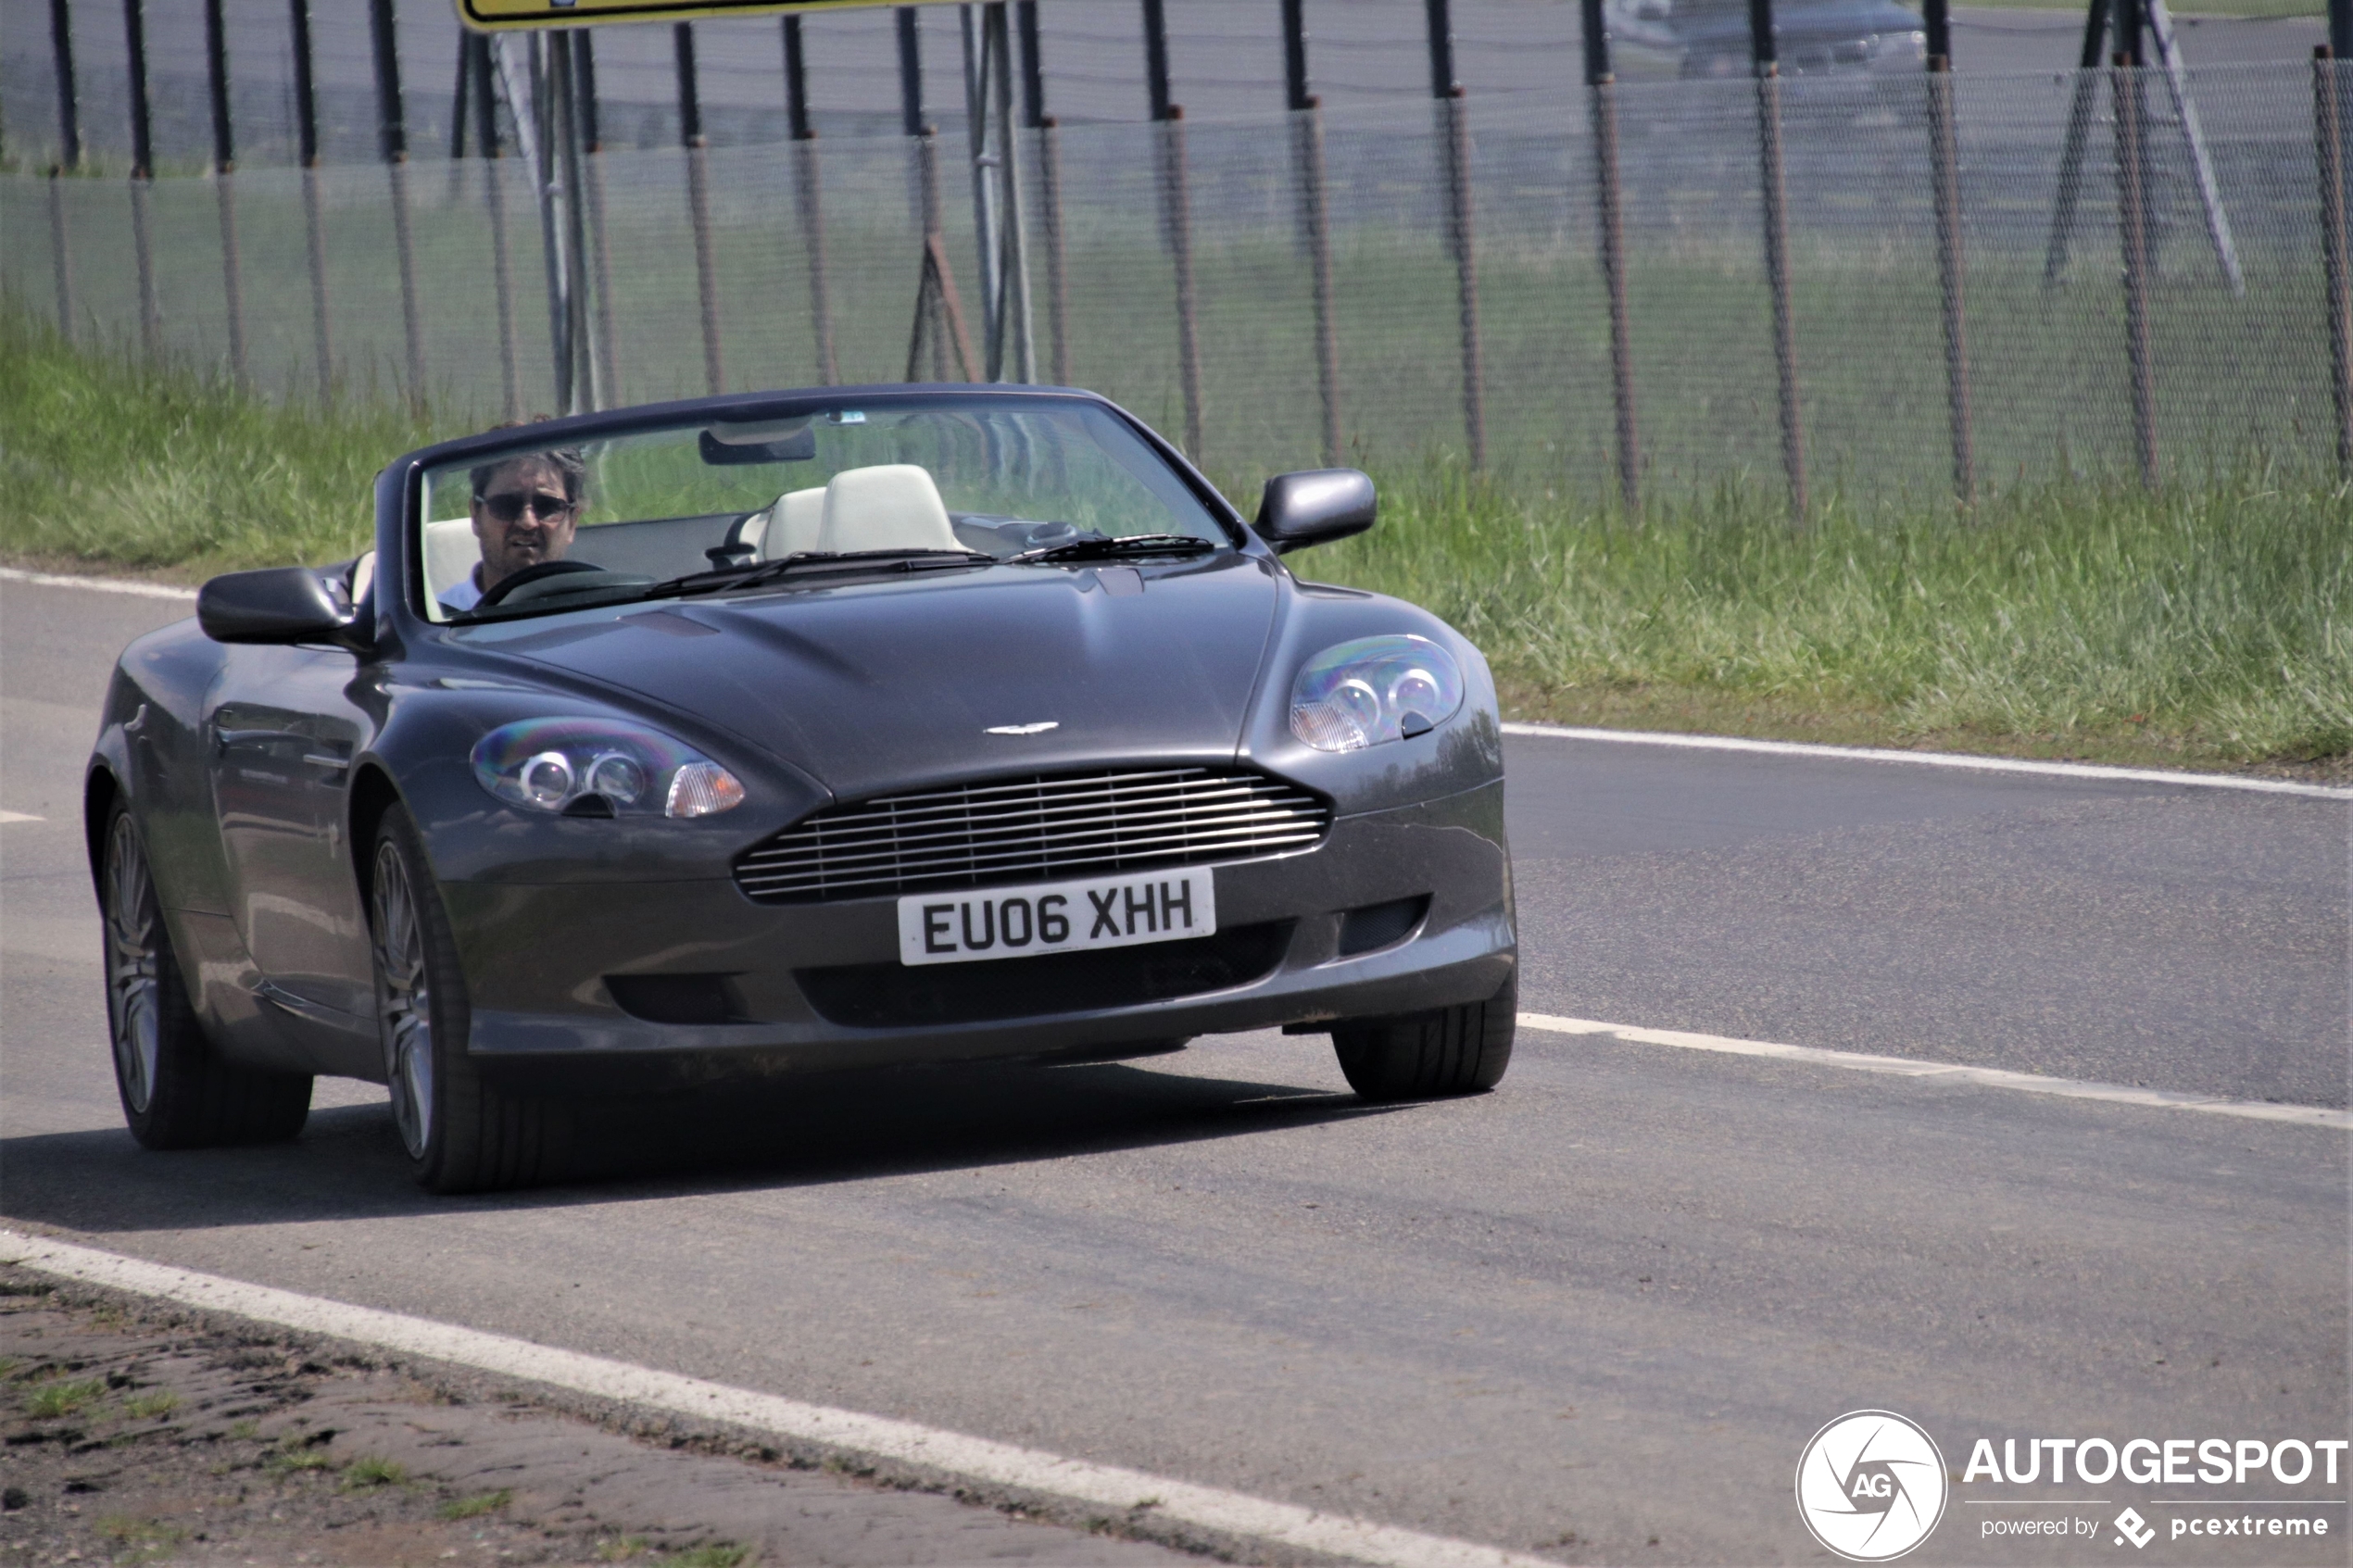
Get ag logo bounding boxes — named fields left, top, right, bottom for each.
left=1795, top=1410, right=1949, bottom=1562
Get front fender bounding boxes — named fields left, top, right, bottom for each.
left=1239, top=581, right=1504, bottom=819
left=357, top=677, right=828, bottom=888
left=88, top=621, right=234, bottom=919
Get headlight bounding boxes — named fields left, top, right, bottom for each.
left=470, top=718, right=746, bottom=818
left=1290, top=634, right=1466, bottom=752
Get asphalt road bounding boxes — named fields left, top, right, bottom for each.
left=3, top=573, right=2345, bottom=1565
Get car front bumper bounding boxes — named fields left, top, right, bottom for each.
left=437, top=779, right=1515, bottom=1085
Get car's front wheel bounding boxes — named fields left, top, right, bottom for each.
left=100, top=805, right=310, bottom=1148
left=370, top=802, right=570, bottom=1194
left=1331, top=972, right=1516, bottom=1101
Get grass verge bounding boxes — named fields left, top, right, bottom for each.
left=4, top=312, right=2344, bottom=774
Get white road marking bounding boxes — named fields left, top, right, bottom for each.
left=6, top=570, right=2339, bottom=802
left=0, top=566, right=197, bottom=602
left=1519, top=1014, right=2352, bottom=1130
left=1500, top=721, right=2353, bottom=801
left=0, top=810, right=43, bottom=824
left=0, top=1229, right=1560, bottom=1568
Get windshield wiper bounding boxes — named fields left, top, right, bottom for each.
left=647, top=548, right=993, bottom=599
left=1007, top=533, right=1218, bottom=564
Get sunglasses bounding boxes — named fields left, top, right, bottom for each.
left=479, top=490, right=575, bottom=524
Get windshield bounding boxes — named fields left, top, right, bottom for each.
left=413, top=396, right=1228, bottom=622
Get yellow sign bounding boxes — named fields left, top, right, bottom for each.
left=457, top=0, right=933, bottom=31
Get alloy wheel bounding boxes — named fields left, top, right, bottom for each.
left=372, top=839, right=435, bottom=1160
left=103, top=815, right=163, bottom=1114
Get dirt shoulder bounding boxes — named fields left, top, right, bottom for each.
left=0, top=1273, right=1197, bottom=1568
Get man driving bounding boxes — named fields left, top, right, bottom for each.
left=440, top=445, right=586, bottom=613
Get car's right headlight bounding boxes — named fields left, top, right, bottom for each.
left=470, top=717, right=746, bottom=819
left=1290, top=634, right=1466, bottom=753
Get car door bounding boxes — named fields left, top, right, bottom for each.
left=203, top=638, right=377, bottom=1072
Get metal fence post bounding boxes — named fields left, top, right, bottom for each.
left=124, top=0, right=161, bottom=362
left=1019, top=0, right=1070, bottom=387
left=1581, top=0, right=1640, bottom=511
left=785, top=16, right=839, bottom=385
left=1285, top=0, right=1342, bottom=467
left=529, top=33, right=583, bottom=416
left=371, top=0, right=426, bottom=413
left=474, top=34, right=522, bottom=420
left=986, top=4, right=1036, bottom=383
left=46, top=0, right=80, bottom=342
left=1926, top=56, right=1975, bottom=506
left=204, top=0, right=248, bottom=390
left=1428, top=0, right=1487, bottom=470
left=2044, top=0, right=2110, bottom=285
left=898, top=9, right=950, bottom=379
left=1750, top=0, right=1807, bottom=520
left=1143, top=0, right=1204, bottom=457
left=576, top=31, right=615, bottom=407
left=2316, top=47, right=2352, bottom=479
left=291, top=0, right=333, bottom=400
left=2113, top=53, right=2159, bottom=488
left=677, top=22, right=725, bottom=395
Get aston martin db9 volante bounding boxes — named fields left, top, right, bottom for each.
left=88, top=386, right=1516, bottom=1192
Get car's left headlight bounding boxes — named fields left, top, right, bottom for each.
left=1290, top=634, right=1466, bottom=752
left=470, top=717, right=746, bottom=819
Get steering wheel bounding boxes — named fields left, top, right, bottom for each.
left=476, top=558, right=607, bottom=608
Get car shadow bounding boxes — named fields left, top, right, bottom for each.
left=0, top=1053, right=1405, bottom=1236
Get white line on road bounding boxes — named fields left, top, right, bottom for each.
left=0, top=811, right=43, bottom=824
left=0, top=566, right=197, bottom=602
left=1499, top=721, right=2353, bottom=801
left=0, top=1230, right=1560, bottom=1568
left=7, top=571, right=2345, bottom=802
left=1519, top=1014, right=2352, bottom=1129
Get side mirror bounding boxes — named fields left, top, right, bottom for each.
left=197, top=566, right=367, bottom=649
left=1254, top=469, right=1377, bottom=555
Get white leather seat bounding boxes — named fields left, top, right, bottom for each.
left=816, top=465, right=959, bottom=555
left=422, top=519, right=481, bottom=600
left=742, top=486, right=826, bottom=559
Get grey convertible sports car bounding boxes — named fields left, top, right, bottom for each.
left=87, top=386, right=1516, bottom=1193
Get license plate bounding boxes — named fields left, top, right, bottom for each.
left=897, top=867, right=1217, bottom=968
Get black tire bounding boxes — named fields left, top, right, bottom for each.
left=370, top=802, right=570, bottom=1194
left=100, top=806, right=311, bottom=1148
left=1331, top=972, right=1516, bottom=1102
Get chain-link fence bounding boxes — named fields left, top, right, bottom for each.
left=4, top=8, right=2348, bottom=508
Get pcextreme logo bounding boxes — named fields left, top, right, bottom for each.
left=1796, top=1411, right=1951, bottom=1562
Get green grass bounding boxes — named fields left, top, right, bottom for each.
left=439, top=1488, right=513, bottom=1520
left=1308, top=460, right=2352, bottom=768
left=340, top=1453, right=409, bottom=1489
left=262, top=1439, right=339, bottom=1476
left=93, top=1515, right=188, bottom=1563
left=2, top=313, right=2343, bottom=772
left=665, top=1547, right=751, bottom=1568
left=20, top=1376, right=107, bottom=1419
left=120, top=1389, right=180, bottom=1421
left=0, top=309, right=440, bottom=573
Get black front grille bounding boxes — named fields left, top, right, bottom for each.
left=797, top=921, right=1295, bottom=1028
left=734, top=766, right=1330, bottom=905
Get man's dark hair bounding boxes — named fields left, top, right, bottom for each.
left=470, top=418, right=586, bottom=504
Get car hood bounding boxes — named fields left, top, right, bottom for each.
left=505, top=553, right=1283, bottom=802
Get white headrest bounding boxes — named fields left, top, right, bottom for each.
left=817, top=465, right=959, bottom=555
left=748, top=486, right=826, bottom=558
left=422, top=519, right=481, bottom=597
